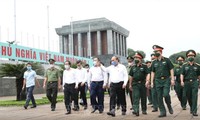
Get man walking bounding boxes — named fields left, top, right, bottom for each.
left=22, top=62, right=40, bottom=109
left=43, top=59, right=61, bottom=111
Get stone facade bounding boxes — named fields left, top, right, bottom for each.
left=56, top=18, right=129, bottom=66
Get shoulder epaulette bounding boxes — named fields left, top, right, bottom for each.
left=195, top=63, right=200, bottom=66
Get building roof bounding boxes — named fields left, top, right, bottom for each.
left=55, top=17, right=129, bottom=37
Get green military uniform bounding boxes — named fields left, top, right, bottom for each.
left=151, top=57, right=174, bottom=116
left=129, top=63, right=150, bottom=115
left=181, top=50, right=200, bottom=116
left=174, top=65, right=187, bottom=109
left=44, top=59, right=61, bottom=111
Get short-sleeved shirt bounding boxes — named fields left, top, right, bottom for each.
left=151, top=57, right=174, bottom=79
left=129, top=64, right=150, bottom=83
left=24, top=70, right=36, bottom=87
left=174, top=66, right=182, bottom=83
left=181, top=62, right=200, bottom=81
left=44, top=68, right=61, bottom=82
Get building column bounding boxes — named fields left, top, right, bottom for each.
left=122, top=36, right=126, bottom=57
left=63, top=36, right=67, bottom=54
left=87, top=32, right=91, bottom=57
left=120, top=34, right=123, bottom=56
left=68, top=34, right=72, bottom=55
left=78, top=33, right=82, bottom=56
left=59, top=35, right=63, bottom=53
left=97, top=31, right=101, bottom=55
left=107, top=30, right=113, bottom=54
left=124, top=37, right=127, bottom=56
left=116, top=33, right=120, bottom=55
left=113, top=31, right=116, bottom=54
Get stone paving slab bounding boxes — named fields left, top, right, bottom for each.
left=0, top=91, right=200, bottom=120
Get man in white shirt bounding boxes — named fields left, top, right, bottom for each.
left=63, top=60, right=79, bottom=115
left=22, top=62, right=40, bottom=109
left=105, top=56, right=128, bottom=117
left=88, top=57, right=107, bottom=114
left=76, top=60, right=88, bottom=110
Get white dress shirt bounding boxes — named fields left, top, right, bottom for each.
left=63, top=68, right=78, bottom=87
left=75, top=67, right=88, bottom=83
left=103, top=63, right=128, bottom=86
left=88, top=66, right=108, bottom=87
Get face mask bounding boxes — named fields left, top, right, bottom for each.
left=93, top=61, right=97, bottom=66
left=128, top=62, right=133, bottom=66
left=27, top=66, right=32, bottom=71
left=155, top=53, right=160, bottom=57
left=178, top=61, right=183, bottom=66
left=188, top=57, right=194, bottom=62
left=111, top=61, right=118, bottom=66
left=50, top=64, right=54, bottom=68
left=65, top=65, right=70, bottom=69
left=134, top=60, right=139, bottom=64
left=77, top=66, right=82, bottom=69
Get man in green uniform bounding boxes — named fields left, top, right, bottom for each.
left=129, top=52, right=150, bottom=116
left=149, top=53, right=158, bottom=112
left=180, top=50, right=200, bottom=116
left=126, top=56, right=134, bottom=110
left=43, top=59, right=61, bottom=111
left=151, top=45, right=175, bottom=117
left=174, top=56, right=187, bottom=110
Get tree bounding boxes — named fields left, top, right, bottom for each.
left=0, top=62, right=44, bottom=101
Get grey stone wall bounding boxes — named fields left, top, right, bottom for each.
left=0, top=78, right=45, bottom=97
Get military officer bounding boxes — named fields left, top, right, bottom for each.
left=180, top=50, right=200, bottom=116
left=151, top=45, right=175, bottom=117
left=174, top=56, right=187, bottom=110
left=129, top=52, right=150, bottom=116
left=126, top=56, right=134, bottom=110
left=149, top=53, right=158, bottom=112
left=43, top=59, right=61, bottom=111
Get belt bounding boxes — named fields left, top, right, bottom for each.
left=92, top=81, right=103, bottom=84
left=48, top=81, right=57, bottom=83
left=157, top=76, right=169, bottom=80
left=65, top=83, right=75, bottom=85
left=111, top=81, right=124, bottom=84
left=185, top=79, right=196, bottom=82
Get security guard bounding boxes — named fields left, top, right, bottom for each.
left=43, top=59, right=61, bottom=111
left=126, top=56, right=134, bottom=110
left=180, top=50, right=200, bottom=116
left=129, top=52, right=150, bottom=116
left=174, top=56, right=187, bottom=110
left=149, top=53, right=158, bottom=112
left=151, top=45, right=175, bottom=117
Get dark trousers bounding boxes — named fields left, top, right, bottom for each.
left=90, top=81, right=104, bottom=111
left=46, top=82, right=58, bottom=109
left=25, top=86, right=36, bottom=107
left=78, top=83, right=87, bottom=106
left=64, top=83, right=79, bottom=111
left=110, top=82, right=126, bottom=112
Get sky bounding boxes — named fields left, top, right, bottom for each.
left=0, top=0, right=200, bottom=60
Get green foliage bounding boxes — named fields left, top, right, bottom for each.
left=169, top=51, right=200, bottom=64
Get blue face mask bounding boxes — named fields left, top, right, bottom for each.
left=27, top=66, right=32, bottom=71
left=111, top=61, right=117, bottom=66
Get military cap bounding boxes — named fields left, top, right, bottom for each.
left=152, top=45, right=164, bottom=51
left=146, top=60, right=151, bottom=64
left=176, top=55, right=185, bottom=60
left=134, top=52, right=143, bottom=59
left=49, top=58, right=55, bottom=63
left=151, top=53, right=155, bottom=57
left=186, top=49, right=196, bottom=57
left=127, top=56, right=134, bottom=60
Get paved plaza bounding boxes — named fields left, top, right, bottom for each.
left=0, top=91, right=200, bottom=120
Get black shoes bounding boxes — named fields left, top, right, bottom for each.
left=24, top=105, right=27, bottom=109
left=142, top=111, right=147, bottom=115
left=122, top=111, right=126, bottom=115
left=193, top=113, right=198, bottom=116
left=99, top=111, right=103, bottom=114
left=72, top=108, right=79, bottom=111
left=91, top=109, right=97, bottom=113
left=132, top=111, right=139, bottom=116
left=152, top=109, right=158, bottom=112
left=65, top=111, right=71, bottom=115
left=84, top=106, right=87, bottom=110
left=158, top=114, right=166, bottom=117
left=51, top=108, right=55, bottom=111
left=169, top=108, right=173, bottom=114
left=107, top=111, right=115, bottom=117
left=30, top=105, right=37, bottom=108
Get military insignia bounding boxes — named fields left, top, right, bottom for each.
left=140, top=67, right=144, bottom=71
left=185, top=67, right=189, bottom=71
left=193, top=67, right=197, bottom=71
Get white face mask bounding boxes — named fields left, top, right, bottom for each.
left=128, top=62, right=133, bottom=66
left=65, top=65, right=70, bottom=70
left=50, top=64, right=54, bottom=68
left=93, top=61, right=97, bottom=66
